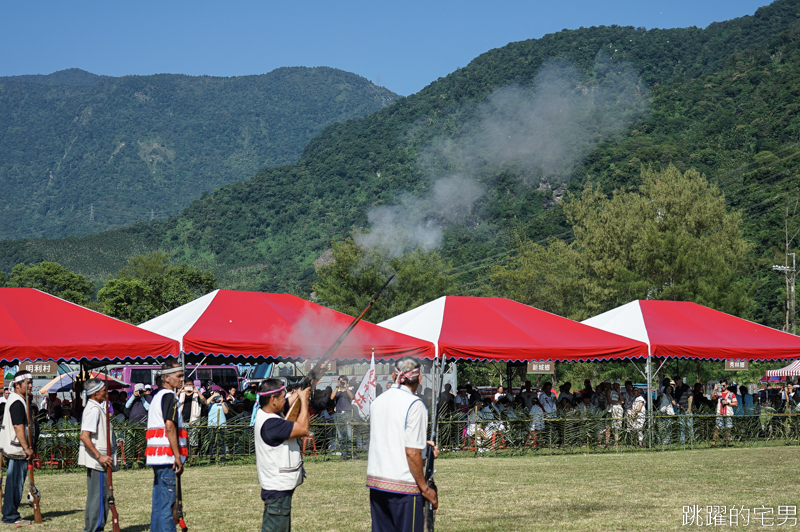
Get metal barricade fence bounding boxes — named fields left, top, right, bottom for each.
left=28, top=409, right=800, bottom=471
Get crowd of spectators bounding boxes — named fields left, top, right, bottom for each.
left=429, top=377, right=800, bottom=449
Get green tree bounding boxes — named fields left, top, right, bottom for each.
left=488, top=237, right=584, bottom=319
left=98, top=252, right=216, bottom=323
left=565, top=165, right=753, bottom=318
left=313, top=238, right=455, bottom=323
left=7, top=261, right=94, bottom=306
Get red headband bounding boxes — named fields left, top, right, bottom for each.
left=395, top=367, right=421, bottom=385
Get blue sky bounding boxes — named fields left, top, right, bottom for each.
left=0, top=1, right=773, bottom=96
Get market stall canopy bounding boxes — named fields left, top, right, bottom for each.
left=0, top=288, right=180, bottom=364
left=138, top=290, right=435, bottom=362
left=377, top=296, right=648, bottom=361
left=582, top=300, right=800, bottom=361
left=766, top=360, right=800, bottom=377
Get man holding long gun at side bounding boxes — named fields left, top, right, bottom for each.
left=366, top=357, right=439, bottom=532
left=0, top=371, right=34, bottom=526
left=79, top=378, right=118, bottom=532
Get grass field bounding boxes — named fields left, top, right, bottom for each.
left=22, top=446, right=799, bottom=531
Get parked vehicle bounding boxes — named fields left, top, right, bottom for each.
left=109, top=364, right=243, bottom=396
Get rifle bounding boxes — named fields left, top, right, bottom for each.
left=25, top=390, right=43, bottom=524
left=286, top=274, right=394, bottom=422
left=173, top=475, right=188, bottom=532
left=423, top=356, right=446, bottom=532
left=105, top=383, right=121, bottom=532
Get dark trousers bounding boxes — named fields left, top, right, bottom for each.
left=370, top=489, right=423, bottom=532
left=84, top=468, right=110, bottom=532
left=150, top=465, right=176, bottom=532
left=1, top=458, right=26, bottom=523
left=262, top=494, right=293, bottom=532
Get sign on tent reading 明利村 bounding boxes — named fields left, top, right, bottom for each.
left=20, top=360, right=58, bottom=377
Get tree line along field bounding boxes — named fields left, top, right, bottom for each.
left=28, top=446, right=800, bottom=531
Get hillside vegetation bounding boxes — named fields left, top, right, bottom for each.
left=2, top=0, right=800, bottom=329
left=0, top=67, right=397, bottom=239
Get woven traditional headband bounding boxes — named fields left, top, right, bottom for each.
left=85, top=381, right=105, bottom=396
left=260, top=385, right=286, bottom=397
left=395, top=367, right=421, bottom=385
left=249, top=386, right=287, bottom=426
left=13, top=373, right=32, bottom=383
left=161, top=366, right=184, bottom=375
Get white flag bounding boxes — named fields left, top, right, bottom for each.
left=353, top=350, right=377, bottom=420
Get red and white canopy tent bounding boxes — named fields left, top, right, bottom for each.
left=766, top=360, right=800, bottom=377
left=582, top=300, right=800, bottom=418
left=0, top=288, right=180, bottom=365
left=378, top=296, right=648, bottom=361
left=138, top=289, right=435, bottom=363
left=582, top=300, right=800, bottom=361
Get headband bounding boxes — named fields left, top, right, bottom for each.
left=260, top=385, right=286, bottom=397
left=85, top=381, right=105, bottom=396
left=395, top=367, right=421, bottom=386
left=161, top=366, right=183, bottom=375
left=82, top=381, right=105, bottom=406
left=249, top=386, right=287, bottom=426
left=13, top=374, right=32, bottom=383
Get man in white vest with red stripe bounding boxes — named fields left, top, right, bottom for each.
left=146, top=359, right=187, bottom=532
left=254, top=378, right=310, bottom=532
left=366, top=357, right=438, bottom=532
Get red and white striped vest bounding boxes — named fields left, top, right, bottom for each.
left=145, top=388, right=188, bottom=466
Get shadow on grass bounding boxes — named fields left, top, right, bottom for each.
left=122, top=525, right=150, bottom=532
left=42, top=508, right=82, bottom=519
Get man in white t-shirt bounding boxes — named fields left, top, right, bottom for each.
left=538, top=382, right=557, bottom=418
left=367, top=357, right=438, bottom=531
left=78, top=378, right=117, bottom=532
left=494, top=386, right=507, bottom=403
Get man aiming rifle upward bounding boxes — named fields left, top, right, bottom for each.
left=254, top=378, right=311, bottom=532
left=366, top=357, right=439, bottom=532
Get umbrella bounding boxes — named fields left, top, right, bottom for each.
left=37, top=371, right=130, bottom=394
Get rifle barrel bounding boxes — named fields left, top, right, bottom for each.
left=301, top=274, right=395, bottom=387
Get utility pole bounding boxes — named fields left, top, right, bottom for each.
left=773, top=252, right=796, bottom=334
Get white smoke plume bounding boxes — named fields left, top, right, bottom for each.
left=356, top=55, right=649, bottom=256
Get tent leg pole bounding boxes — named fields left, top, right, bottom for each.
left=646, top=354, right=653, bottom=449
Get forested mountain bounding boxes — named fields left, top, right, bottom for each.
left=0, top=67, right=398, bottom=239
left=2, top=0, right=800, bottom=329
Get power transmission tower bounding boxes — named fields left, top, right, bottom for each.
left=773, top=252, right=796, bottom=334
left=89, top=204, right=94, bottom=222
left=150, top=209, right=154, bottom=222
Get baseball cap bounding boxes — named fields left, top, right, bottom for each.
left=134, top=383, right=144, bottom=392
left=144, top=384, right=152, bottom=390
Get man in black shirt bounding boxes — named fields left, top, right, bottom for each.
left=1, top=371, right=33, bottom=526
left=673, top=376, right=694, bottom=443
left=255, top=379, right=310, bottom=532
